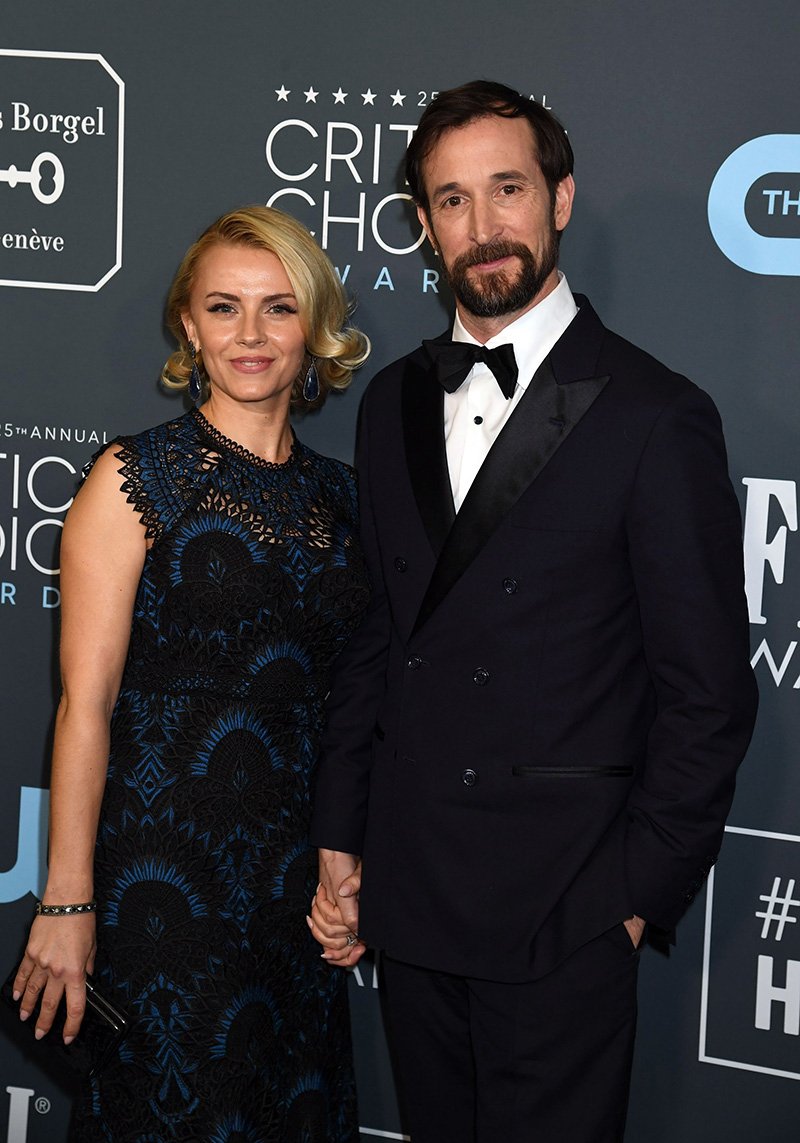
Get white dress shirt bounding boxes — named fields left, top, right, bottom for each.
left=444, top=273, right=578, bottom=511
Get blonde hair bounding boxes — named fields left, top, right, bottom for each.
left=161, top=205, right=370, bottom=409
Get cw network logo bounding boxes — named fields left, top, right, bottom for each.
left=0, top=787, right=48, bottom=903
left=708, top=135, right=800, bottom=275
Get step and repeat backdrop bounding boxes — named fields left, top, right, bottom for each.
left=1, top=2, right=798, bottom=1139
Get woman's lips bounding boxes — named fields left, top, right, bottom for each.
left=229, top=357, right=273, bottom=372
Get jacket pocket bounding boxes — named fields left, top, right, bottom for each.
left=511, top=765, right=634, bottom=778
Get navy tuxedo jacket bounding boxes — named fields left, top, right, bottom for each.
left=310, top=295, right=758, bottom=982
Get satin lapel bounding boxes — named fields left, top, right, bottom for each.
left=412, top=352, right=610, bottom=635
left=401, top=353, right=456, bottom=558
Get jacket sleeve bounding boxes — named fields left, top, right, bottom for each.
left=623, top=382, right=758, bottom=930
left=310, top=387, right=392, bottom=855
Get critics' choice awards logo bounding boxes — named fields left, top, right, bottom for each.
left=0, top=48, right=124, bottom=291
left=0, top=429, right=108, bottom=609
left=261, top=84, right=552, bottom=298
left=701, top=828, right=800, bottom=1080
left=708, top=135, right=800, bottom=275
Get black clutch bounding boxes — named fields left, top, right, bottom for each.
left=1, top=967, right=130, bottom=1079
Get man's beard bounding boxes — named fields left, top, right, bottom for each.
left=442, top=233, right=558, bottom=319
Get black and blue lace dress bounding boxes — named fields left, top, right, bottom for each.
left=70, top=408, right=368, bottom=1142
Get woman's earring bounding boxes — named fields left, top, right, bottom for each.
left=188, top=340, right=202, bottom=403
left=302, top=357, right=320, bottom=402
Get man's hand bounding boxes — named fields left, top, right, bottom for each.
left=308, top=849, right=366, bottom=967
left=623, top=914, right=646, bottom=948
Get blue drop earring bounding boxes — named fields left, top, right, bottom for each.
left=302, top=356, right=320, bottom=403
left=188, top=340, right=202, bottom=403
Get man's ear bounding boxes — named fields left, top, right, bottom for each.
left=416, top=203, right=438, bottom=254
left=554, top=174, right=575, bottom=233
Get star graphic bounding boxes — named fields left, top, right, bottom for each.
left=361, top=89, right=376, bottom=105
left=332, top=87, right=348, bottom=104
left=275, top=85, right=290, bottom=102
left=304, top=87, right=318, bottom=103
left=390, top=89, right=406, bottom=106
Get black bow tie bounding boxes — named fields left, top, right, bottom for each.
left=422, top=339, right=518, bottom=400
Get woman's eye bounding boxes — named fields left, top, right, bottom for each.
left=269, top=304, right=297, bottom=316
left=208, top=302, right=235, bottom=313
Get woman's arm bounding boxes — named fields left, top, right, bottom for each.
left=14, top=447, right=147, bottom=1043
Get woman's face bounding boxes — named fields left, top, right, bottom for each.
left=182, top=242, right=306, bottom=412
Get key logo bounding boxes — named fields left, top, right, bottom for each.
left=0, top=48, right=124, bottom=291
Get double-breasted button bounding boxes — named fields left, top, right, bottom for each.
left=394, top=556, right=408, bottom=573
left=472, top=667, right=490, bottom=686
left=502, top=577, right=518, bottom=594
left=407, top=655, right=423, bottom=670
left=462, top=768, right=478, bottom=787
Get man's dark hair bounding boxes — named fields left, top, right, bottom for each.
left=406, top=80, right=574, bottom=216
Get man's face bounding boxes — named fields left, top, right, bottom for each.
left=417, top=114, right=574, bottom=332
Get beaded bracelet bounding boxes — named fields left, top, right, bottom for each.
left=35, top=900, right=97, bottom=916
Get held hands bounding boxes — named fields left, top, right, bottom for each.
left=307, top=850, right=366, bottom=967
left=13, top=913, right=97, bottom=1044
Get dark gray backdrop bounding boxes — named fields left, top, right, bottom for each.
left=1, top=2, right=799, bottom=1139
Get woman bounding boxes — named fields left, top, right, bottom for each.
left=12, top=205, right=370, bottom=1141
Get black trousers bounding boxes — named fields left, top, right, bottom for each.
left=381, top=924, right=640, bottom=1143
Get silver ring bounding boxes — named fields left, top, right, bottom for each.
left=345, top=932, right=359, bottom=947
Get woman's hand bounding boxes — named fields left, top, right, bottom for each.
left=14, top=913, right=97, bottom=1043
left=307, top=879, right=366, bottom=967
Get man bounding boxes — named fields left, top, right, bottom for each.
left=309, top=80, right=757, bottom=1142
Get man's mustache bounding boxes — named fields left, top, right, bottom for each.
left=454, top=241, right=529, bottom=272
